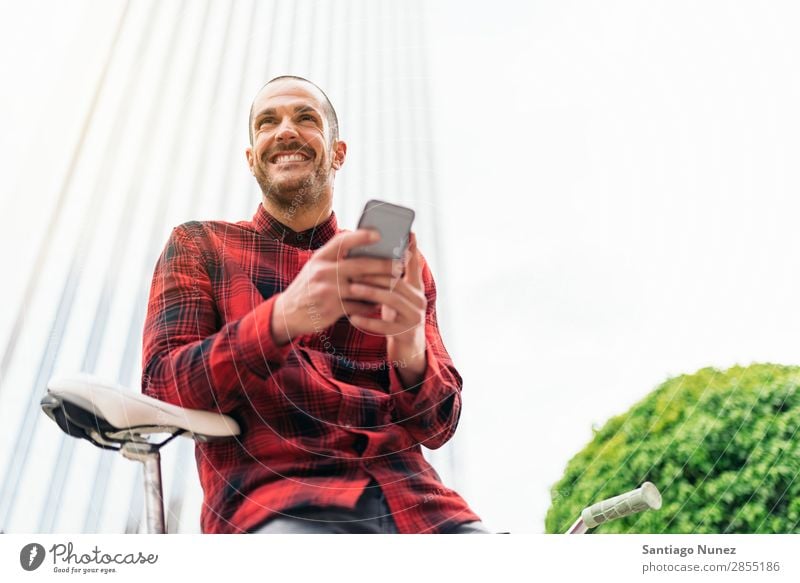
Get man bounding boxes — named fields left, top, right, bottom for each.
left=141, top=75, right=487, bottom=533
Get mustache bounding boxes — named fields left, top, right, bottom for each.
left=261, top=143, right=315, bottom=164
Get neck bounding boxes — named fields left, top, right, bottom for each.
left=261, top=192, right=333, bottom=232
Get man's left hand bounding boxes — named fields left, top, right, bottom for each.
left=346, top=232, right=427, bottom=387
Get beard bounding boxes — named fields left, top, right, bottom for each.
left=253, top=152, right=331, bottom=214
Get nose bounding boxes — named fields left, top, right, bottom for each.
left=275, top=117, right=299, bottom=142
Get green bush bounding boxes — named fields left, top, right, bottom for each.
left=545, top=363, right=800, bottom=533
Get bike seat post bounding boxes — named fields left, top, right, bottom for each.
left=120, top=441, right=165, bottom=534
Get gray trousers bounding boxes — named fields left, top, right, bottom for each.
left=251, top=480, right=490, bottom=534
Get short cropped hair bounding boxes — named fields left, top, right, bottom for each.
left=248, top=75, right=339, bottom=146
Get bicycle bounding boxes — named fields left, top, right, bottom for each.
left=41, top=374, right=662, bottom=534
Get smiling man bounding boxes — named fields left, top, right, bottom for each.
left=141, top=75, right=487, bottom=534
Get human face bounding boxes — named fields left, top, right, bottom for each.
left=246, top=80, right=343, bottom=210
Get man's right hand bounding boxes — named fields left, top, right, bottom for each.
left=270, top=229, right=402, bottom=346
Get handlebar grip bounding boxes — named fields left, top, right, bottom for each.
left=580, top=482, right=662, bottom=529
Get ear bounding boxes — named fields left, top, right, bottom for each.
left=245, top=146, right=255, bottom=175
left=331, top=140, right=347, bottom=170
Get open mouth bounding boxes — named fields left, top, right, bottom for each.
left=269, top=152, right=312, bottom=165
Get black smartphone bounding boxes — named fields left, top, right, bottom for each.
left=347, top=199, right=415, bottom=260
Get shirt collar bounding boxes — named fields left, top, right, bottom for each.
left=251, top=203, right=339, bottom=249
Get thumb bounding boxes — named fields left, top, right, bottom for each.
left=405, top=232, right=423, bottom=288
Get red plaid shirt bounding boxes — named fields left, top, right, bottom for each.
left=141, top=203, right=482, bottom=533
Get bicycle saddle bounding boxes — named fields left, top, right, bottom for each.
left=41, top=374, right=240, bottom=450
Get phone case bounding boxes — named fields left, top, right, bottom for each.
left=348, top=199, right=415, bottom=260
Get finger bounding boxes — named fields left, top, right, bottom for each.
left=341, top=300, right=381, bottom=316
left=382, top=304, right=398, bottom=323
left=317, top=229, right=381, bottom=261
left=349, top=314, right=407, bottom=336
left=349, top=274, right=397, bottom=289
left=391, top=257, right=405, bottom=279
left=348, top=277, right=426, bottom=309
left=338, top=256, right=397, bottom=279
left=347, top=283, right=419, bottom=322
left=380, top=277, right=426, bottom=308
left=404, top=232, right=423, bottom=289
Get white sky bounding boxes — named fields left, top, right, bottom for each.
left=426, top=0, right=800, bottom=532
left=2, top=0, right=800, bottom=534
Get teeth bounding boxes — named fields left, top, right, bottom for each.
left=273, top=154, right=308, bottom=163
